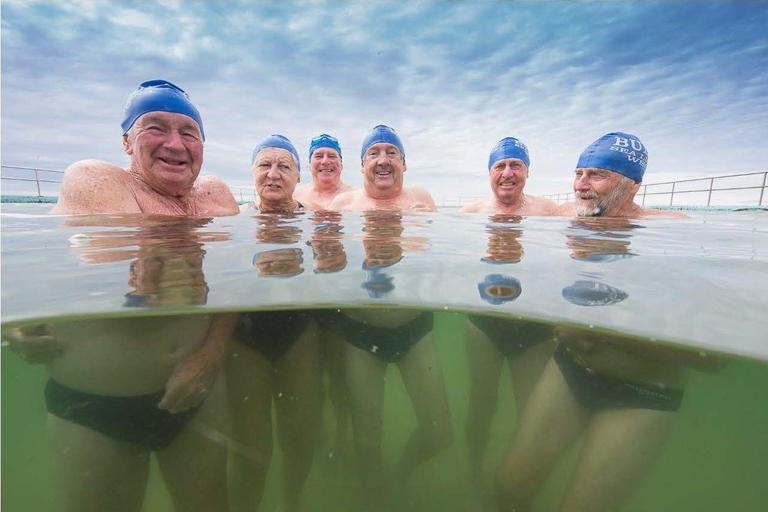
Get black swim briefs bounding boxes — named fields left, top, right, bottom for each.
left=45, top=379, right=198, bottom=451
left=553, top=344, right=683, bottom=411
left=340, top=312, right=434, bottom=363
left=235, top=310, right=313, bottom=363
left=468, top=314, right=554, bottom=357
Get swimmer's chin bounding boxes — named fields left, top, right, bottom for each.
left=576, top=203, right=604, bottom=217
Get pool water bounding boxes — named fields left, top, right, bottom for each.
left=2, top=204, right=767, bottom=511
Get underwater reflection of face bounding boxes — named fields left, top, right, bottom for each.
left=310, top=210, right=347, bottom=273
left=362, top=210, right=405, bottom=268
left=566, top=217, right=637, bottom=261
left=483, top=215, right=525, bottom=263
left=253, top=248, right=304, bottom=277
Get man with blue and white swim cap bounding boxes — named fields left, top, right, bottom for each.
left=53, top=79, right=238, bottom=216
left=329, top=124, right=437, bottom=211
left=461, top=137, right=558, bottom=215
left=559, top=132, right=686, bottom=218
left=293, top=134, right=354, bottom=210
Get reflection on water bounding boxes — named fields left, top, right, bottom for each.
left=2, top=208, right=768, bottom=511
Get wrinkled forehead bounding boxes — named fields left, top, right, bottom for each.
left=575, top=167, right=622, bottom=178
left=312, top=147, right=341, bottom=158
left=253, top=147, right=298, bottom=166
left=133, top=111, right=202, bottom=133
left=490, top=157, right=528, bottom=169
left=365, top=142, right=402, bottom=154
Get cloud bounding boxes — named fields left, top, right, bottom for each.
left=3, top=0, right=767, bottom=203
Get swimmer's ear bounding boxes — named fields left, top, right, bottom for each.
left=122, top=134, right=132, bottom=155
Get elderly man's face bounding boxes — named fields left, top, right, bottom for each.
left=310, top=148, right=343, bottom=186
left=253, top=147, right=300, bottom=204
left=123, top=112, right=204, bottom=197
left=361, top=142, right=406, bottom=192
left=490, top=158, right=528, bottom=204
left=573, top=168, right=639, bottom=216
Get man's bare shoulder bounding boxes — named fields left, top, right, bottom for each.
left=404, top=186, right=437, bottom=212
left=328, top=189, right=362, bottom=211
left=460, top=198, right=489, bottom=213
left=525, top=195, right=560, bottom=215
left=556, top=202, right=577, bottom=216
left=51, top=160, right=140, bottom=215
left=191, top=176, right=239, bottom=216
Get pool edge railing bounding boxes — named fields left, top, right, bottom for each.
left=544, top=170, right=767, bottom=208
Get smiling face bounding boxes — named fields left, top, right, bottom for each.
left=573, top=168, right=640, bottom=216
left=310, top=147, right=342, bottom=187
left=123, top=111, right=204, bottom=197
left=252, top=147, right=300, bottom=207
left=489, top=157, right=528, bottom=204
left=361, top=142, right=406, bottom=196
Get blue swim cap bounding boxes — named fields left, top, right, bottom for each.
left=576, top=132, right=647, bottom=182
left=488, top=137, right=530, bottom=170
left=309, top=134, right=342, bottom=160
left=361, top=268, right=395, bottom=298
left=477, top=274, right=522, bottom=305
left=562, top=280, right=628, bottom=306
left=252, top=134, right=301, bottom=172
left=121, top=79, right=205, bottom=140
left=360, top=125, right=405, bottom=161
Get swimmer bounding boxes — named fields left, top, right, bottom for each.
left=6, top=219, right=233, bottom=512
left=242, top=134, right=305, bottom=213
left=293, top=134, right=354, bottom=210
left=461, top=137, right=559, bottom=215
left=498, top=134, right=691, bottom=512
left=12, top=80, right=240, bottom=512
left=329, top=125, right=437, bottom=212
left=339, top=209, right=452, bottom=509
left=464, top=217, right=556, bottom=505
left=52, top=79, right=238, bottom=217
left=558, top=132, right=687, bottom=218
left=219, top=134, right=322, bottom=512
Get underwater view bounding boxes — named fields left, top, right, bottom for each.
left=2, top=204, right=767, bottom=512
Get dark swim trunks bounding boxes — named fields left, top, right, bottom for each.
left=340, top=312, right=434, bottom=363
left=553, top=345, right=683, bottom=411
left=45, top=379, right=198, bottom=451
left=235, top=310, right=313, bottom=362
left=468, top=314, right=554, bottom=357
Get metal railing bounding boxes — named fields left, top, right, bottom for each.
left=545, top=171, right=767, bottom=207
left=1, top=165, right=64, bottom=199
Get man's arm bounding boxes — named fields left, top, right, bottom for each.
left=328, top=190, right=356, bottom=211
left=51, top=160, right=141, bottom=215
left=159, top=313, right=240, bottom=413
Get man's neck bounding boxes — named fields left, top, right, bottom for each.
left=494, top=193, right=526, bottom=213
left=364, top=182, right=403, bottom=202
left=259, top=198, right=297, bottom=213
left=603, top=200, right=643, bottom=218
left=127, top=170, right=196, bottom=215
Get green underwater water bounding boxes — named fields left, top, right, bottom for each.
left=3, top=309, right=767, bottom=512
left=2, top=206, right=767, bottom=511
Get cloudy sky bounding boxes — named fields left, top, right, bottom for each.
left=2, top=0, right=767, bottom=203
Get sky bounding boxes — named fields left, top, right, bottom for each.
left=2, top=0, right=767, bottom=204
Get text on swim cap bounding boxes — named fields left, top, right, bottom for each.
left=610, top=136, right=647, bottom=166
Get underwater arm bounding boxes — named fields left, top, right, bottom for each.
left=159, top=313, right=240, bottom=413
left=2, top=323, right=63, bottom=364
